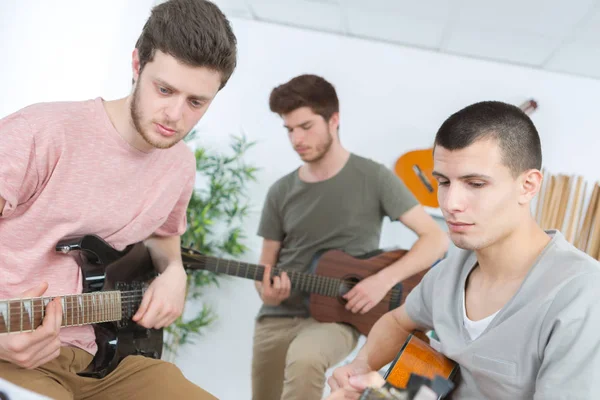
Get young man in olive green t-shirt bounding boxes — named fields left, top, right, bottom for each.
left=251, top=74, right=449, bottom=400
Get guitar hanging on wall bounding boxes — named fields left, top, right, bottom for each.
left=394, top=99, right=538, bottom=208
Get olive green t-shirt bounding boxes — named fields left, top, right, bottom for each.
left=256, top=153, right=419, bottom=319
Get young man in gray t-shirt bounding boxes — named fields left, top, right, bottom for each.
left=329, top=101, right=600, bottom=399
left=251, top=74, right=450, bottom=400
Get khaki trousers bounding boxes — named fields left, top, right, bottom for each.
left=0, top=346, right=216, bottom=400
left=251, top=317, right=359, bottom=400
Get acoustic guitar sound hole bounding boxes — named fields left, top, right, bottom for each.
left=338, top=276, right=360, bottom=305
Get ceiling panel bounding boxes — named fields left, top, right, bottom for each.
left=217, top=0, right=600, bottom=81
left=444, top=25, right=560, bottom=67
left=345, top=8, right=446, bottom=48
left=455, top=0, right=596, bottom=39
left=545, top=37, right=600, bottom=79
left=344, top=0, right=452, bottom=20
left=210, top=0, right=250, bottom=10
left=210, top=0, right=253, bottom=17
left=248, top=0, right=344, bottom=33
left=344, top=0, right=450, bottom=48
left=571, top=4, right=600, bottom=40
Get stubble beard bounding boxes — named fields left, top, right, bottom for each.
left=130, top=83, right=179, bottom=150
left=302, top=129, right=334, bottom=163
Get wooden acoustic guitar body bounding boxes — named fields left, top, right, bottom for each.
left=307, top=248, right=426, bottom=336
left=394, top=148, right=438, bottom=208
left=384, top=332, right=458, bottom=394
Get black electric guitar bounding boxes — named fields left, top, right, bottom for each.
left=0, top=235, right=161, bottom=379
left=0, top=234, right=426, bottom=378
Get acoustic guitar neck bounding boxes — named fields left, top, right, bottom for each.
left=181, top=248, right=342, bottom=297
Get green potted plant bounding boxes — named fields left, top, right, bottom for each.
left=162, top=132, right=258, bottom=361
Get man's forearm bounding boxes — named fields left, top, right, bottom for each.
left=144, top=234, right=183, bottom=273
left=378, top=231, right=448, bottom=285
left=355, top=311, right=413, bottom=371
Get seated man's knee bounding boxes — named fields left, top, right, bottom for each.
left=285, top=351, right=326, bottom=377
left=135, top=358, right=186, bottom=382
left=156, top=360, right=184, bottom=378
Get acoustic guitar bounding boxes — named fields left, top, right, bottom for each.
left=359, top=331, right=458, bottom=400
left=0, top=235, right=427, bottom=378
left=394, top=99, right=538, bottom=207
left=384, top=331, right=458, bottom=393
left=181, top=246, right=428, bottom=336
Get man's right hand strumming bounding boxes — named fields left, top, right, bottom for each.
left=257, top=264, right=291, bottom=306
left=0, top=282, right=62, bottom=369
left=326, top=369, right=386, bottom=400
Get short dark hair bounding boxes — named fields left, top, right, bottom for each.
left=269, top=74, right=339, bottom=121
left=135, top=0, right=237, bottom=89
left=434, top=101, right=542, bottom=176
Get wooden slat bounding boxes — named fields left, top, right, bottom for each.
left=576, top=181, right=588, bottom=242
left=541, top=174, right=555, bottom=229
left=555, top=175, right=572, bottom=230
left=576, top=184, right=599, bottom=251
left=546, top=175, right=564, bottom=229
left=586, top=183, right=600, bottom=259
left=565, top=176, right=584, bottom=243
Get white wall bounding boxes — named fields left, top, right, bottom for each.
left=2, top=2, right=600, bottom=399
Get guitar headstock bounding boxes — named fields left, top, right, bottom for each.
left=519, top=99, right=538, bottom=116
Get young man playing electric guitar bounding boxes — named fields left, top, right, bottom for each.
left=329, top=101, right=600, bottom=399
left=252, top=74, right=449, bottom=400
left=0, top=1, right=237, bottom=399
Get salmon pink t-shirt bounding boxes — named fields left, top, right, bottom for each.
left=0, top=98, right=196, bottom=355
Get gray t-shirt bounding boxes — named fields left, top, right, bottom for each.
left=257, top=153, right=418, bottom=319
left=405, top=230, right=600, bottom=399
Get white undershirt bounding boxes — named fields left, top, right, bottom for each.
left=462, top=289, right=500, bottom=340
